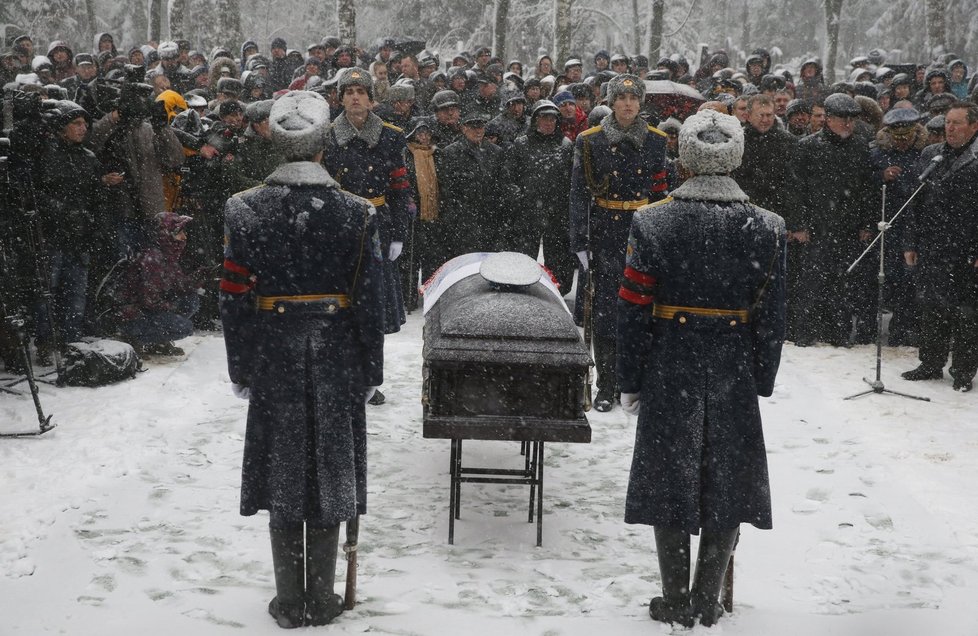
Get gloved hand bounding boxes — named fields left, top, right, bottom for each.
left=620, top=392, right=640, bottom=415
left=576, top=250, right=589, bottom=271
left=231, top=383, right=251, bottom=400
left=365, top=386, right=380, bottom=403
left=389, top=242, right=403, bottom=261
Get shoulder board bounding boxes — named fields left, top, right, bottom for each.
left=382, top=122, right=404, bottom=133
left=647, top=125, right=668, bottom=138
left=640, top=196, right=673, bottom=210
left=234, top=183, right=267, bottom=198
left=580, top=125, right=602, bottom=137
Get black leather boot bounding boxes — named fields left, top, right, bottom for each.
left=268, top=526, right=305, bottom=628
left=305, top=524, right=344, bottom=626
left=649, top=527, right=693, bottom=627
left=690, top=527, right=739, bottom=627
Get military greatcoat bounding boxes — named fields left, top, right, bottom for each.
left=616, top=175, right=786, bottom=532
left=220, top=161, right=385, bottom=525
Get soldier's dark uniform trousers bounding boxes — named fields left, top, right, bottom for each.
left=220, top=91, right=385, bottom=629
left=569, top=81, right=669, bottom=411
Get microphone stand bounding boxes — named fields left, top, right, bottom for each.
left=844, top=182, right=929, bottom=402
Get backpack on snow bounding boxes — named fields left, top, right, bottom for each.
left=61, top=338, right=140, bottom=387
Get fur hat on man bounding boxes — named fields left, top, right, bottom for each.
left=269, top=90, right=331, bottom=160
left=678, top=109, right=745, bottom=175
left=337, top=67, right=374, bottom=100
left=605, top=73, right=645, bottom=105
left=387, top=80, right=415, bottom=102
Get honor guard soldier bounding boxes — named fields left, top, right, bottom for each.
left=219, top=91, right=386, bottom=628
left=324, top=68, right=416, bottom=405
left=569, top=74, right=669, bottom=411
left=616, top=110, right=786, bottom=628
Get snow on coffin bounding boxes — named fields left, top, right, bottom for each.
left=421, top=252, right=592, bottom=546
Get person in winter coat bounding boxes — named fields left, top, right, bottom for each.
left=868, top=107, right=928, bottom=347
left=795, top=58, right=827, bottom=102
left=93, top=32, right=117, bottom=57
left=901, top=101, right=978, bottom=392
left=114, top=213, right=201, bottom=355
left=268, top=37, right=298, bottom=91
left=568, top=75, right=669, bottom=412
left=616, top=108, right=785, bottom=629
left=914, top=68, right=952, bottom=109
left=46, top=41, right=74, bottom=83
left=436, top=105, right=506, bottom=260
left=402, top=118, right=442, bottom=285
left=553, top=90, right=587, bottom=142
left=33, top=101, right=103, bottom=360
left=323, top=69, right=415, bottom=405
left=88, top=85, right=185, bottom=256
left=220, top=90, right=385, bottom=628
left=948, top=60, right=970, bottom=99
left=729, top=95, right=799, bottom=337
left=500, top=99, right=575, bottom=292
left=791, top=93, right=877, bottom=346
left=487, top=91, right=527, bottom=149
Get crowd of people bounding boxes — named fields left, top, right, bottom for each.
left=1, top=32, right=977, bottom=393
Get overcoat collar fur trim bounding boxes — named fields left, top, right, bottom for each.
left=332, top=111, right=384, bottom=148
left=265, top=161, right=339, bottom=187
left=670, top=174, right=750, bottom=203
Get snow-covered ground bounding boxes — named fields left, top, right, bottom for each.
left=2, top=313, right=977, bottom=636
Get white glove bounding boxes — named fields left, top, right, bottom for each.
left=576, top=250, right=589, bottom=271
left=620, top=392, right=640, bottom=415
left=389, top=242, right=403, bottom=261
left=365, top=386, right=379, bottom=403
left=231, top=383, right=251, bottom=400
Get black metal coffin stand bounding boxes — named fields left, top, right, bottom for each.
left=422, top=254, right=592, bottom=546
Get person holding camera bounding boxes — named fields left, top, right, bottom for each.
left=88, top=75, right=184, bottom=257
left=32, top=101, right=102, bottom=361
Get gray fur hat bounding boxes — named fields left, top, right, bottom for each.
left=605, top=73, right=645, bottom=105
left=388, top=80, right=415, bottom=102
left=269, top=90, right=331, bottom=160
left=245, top=99, right=274, bottom=123
left=337, top=67, right=373, bottom=100
left=678, top=109, right=744, bottom=175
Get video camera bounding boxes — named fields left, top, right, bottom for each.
left=75, top=64, right=155, bottom=121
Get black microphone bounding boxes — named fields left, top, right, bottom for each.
left=918, top=154, right=944, bottom=182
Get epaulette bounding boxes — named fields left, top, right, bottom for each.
left=382, top=122, right=404, bottom=133
left=233, top=183, right=267, bottom=198
left=640, top=196, right=673, bottom=210
left=580, top=125, right=602, bottom=137
left=647, top=125, right=668, bottom=138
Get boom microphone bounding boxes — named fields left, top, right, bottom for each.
left=918, top=154, right=944, bottom=182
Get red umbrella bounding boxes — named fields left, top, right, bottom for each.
left=644, top=79, right=705, bottom=121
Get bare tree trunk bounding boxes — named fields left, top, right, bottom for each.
left=81, top=0, right=97, bottom=45
left=741, top=1, right=750, bottom=54
left=149, top=0, right=161, bottom=42
left=631, top=0, right=641, bottom=54
left=169, top=0, right=186, bottom=40
left=338, top=0, right=357, bottom=47
left=647, top=0, right=664, bottom=63
left=926, top=0, right=948, bottom=59
left=493, top=0, right=510, bottom=61
left=823, top=0, right=844, bottom=83
left=554, top=0, right=573, bottom=65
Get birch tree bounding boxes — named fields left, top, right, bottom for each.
left=554, top=0, right=572, bottom=64
left=493, top=0, right=510, bottom=61
left=925, top=0, right=947, bottom=58
left=338, top=0, right=356, bottom=47
left=823, top=0, right=844, bottom=82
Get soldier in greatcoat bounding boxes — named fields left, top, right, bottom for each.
left=323, top=68, right=416, bottom=405
left=568, top=74, right=670, bottom=411
left=220, top=91, right=385, bottom=628
left=616, top=110, right=786, bottom=627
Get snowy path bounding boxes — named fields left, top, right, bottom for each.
left=2, top=313, right=978, bottom=635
